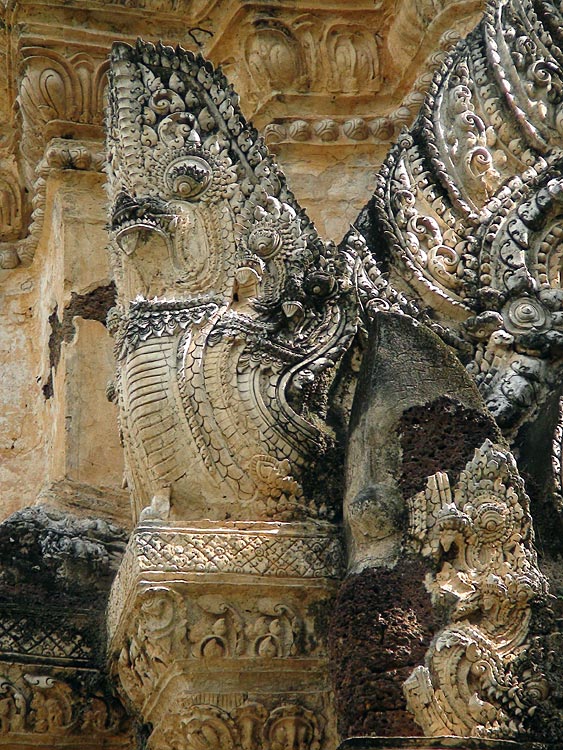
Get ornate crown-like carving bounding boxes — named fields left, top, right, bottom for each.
left=405, top=439, right=548, bottom=738
left=369, top=0, right=563, bottom=436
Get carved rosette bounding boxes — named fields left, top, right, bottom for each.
left=107, top=523, right=341, bottom=750
left=404, top=440, right=548, bottom=738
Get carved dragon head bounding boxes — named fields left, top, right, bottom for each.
left=107, top=41, right=355, bottom=327
left=106, top=40, right=360, bottom=523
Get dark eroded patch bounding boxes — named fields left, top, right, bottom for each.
left=328, top=560, right=442, bottom=738
left=399, top=396, right=499, bottom=500
left=43, top=282, right=116, bottom=398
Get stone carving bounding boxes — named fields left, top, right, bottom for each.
left=18, top=0, right=545, bottom=743
left=242, top=16, right=379, bottom=98
left=107, top=520, right=337, bottom=746
left=263, top=29, right=466, bottom=148
left=0, top=669, right=127, bottom=736
left=552, top=396, right=563, bottom=497
left=115, top=584, right=312, bottom=673
left=365, top=0, right=563, bottom=437
left=106, top=39, right=358, bottom=525
left=0, top=504, right=127, bottom=593
left=265, top=705, right=322, bottom=750
left=404, top=439, right=548, bottom=737
left=105, top=28, right=563, bottom=749
left=248, top=599, right=302, bottom=658
left=0, top=0, right=486, bottom=280
left=113, top=527, right=344, bottom=587
left=27, top=674, right=74, bottom=733
left=115, top=586, right=188, bottom=708
left=0, top=138, right=104, bottom=269
left=19, top=48, right=108, bottom=173
left=111, top=581, right=335, bottom=748
left=154, top=700, right=323, bottom=750
left=0, top=41, right=107, bottom=270
left=0, top=614, right=92, bottom=664
left=0, top=504, right=128, bottom=696
left=0, top=0, right=559, bottom=745
left=264, top=118, right=395, bottom=147
left=188, top=596, right=244, bottom=659
left=0, top=678, right=25, bottom=733
left=0, top=171, right=22, bottom=240
left=244, top=22, right=305, bottom=93
left=167, top=703, right=241, bottom=750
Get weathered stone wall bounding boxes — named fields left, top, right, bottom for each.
left=1, top=164, right=127, bottom=521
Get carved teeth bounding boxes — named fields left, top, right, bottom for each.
left=116, top=229, right=140, bottom=256
left=235, top=267, right=261, bottom=285
left=282, top=301, right=303, bottom=318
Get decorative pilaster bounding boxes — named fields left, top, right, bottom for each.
left=108, top=523, right=342, bottom=750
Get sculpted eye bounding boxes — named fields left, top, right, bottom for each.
left=164, top=156, right=212, bottom=200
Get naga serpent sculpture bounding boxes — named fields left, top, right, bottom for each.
left=106, top=0, right=563, bottom=739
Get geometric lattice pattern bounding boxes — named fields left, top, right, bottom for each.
left=134, top=528, right=346, bottom=579
left=0, top=612, right=93, bottom=665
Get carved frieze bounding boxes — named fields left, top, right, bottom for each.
left=241, top=15, right=381, bottom=98
left=108, top=524, right=343, bottom=637
left=110, top=524, right=344, bottom=594
left=113, top=578, right=328, bottom=661
left=108, top=524, right=338, bottom=750
left=0, top=662, right=131, bottom=745
left=213, top=0, right=484, bottom=137
left=0, top=612, right=93, bottom=666
left=152, top=700, right=324, bottom=750
left=112, top=582, right=332, bottom=698
left=262, top=28, right=468, bottom=148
